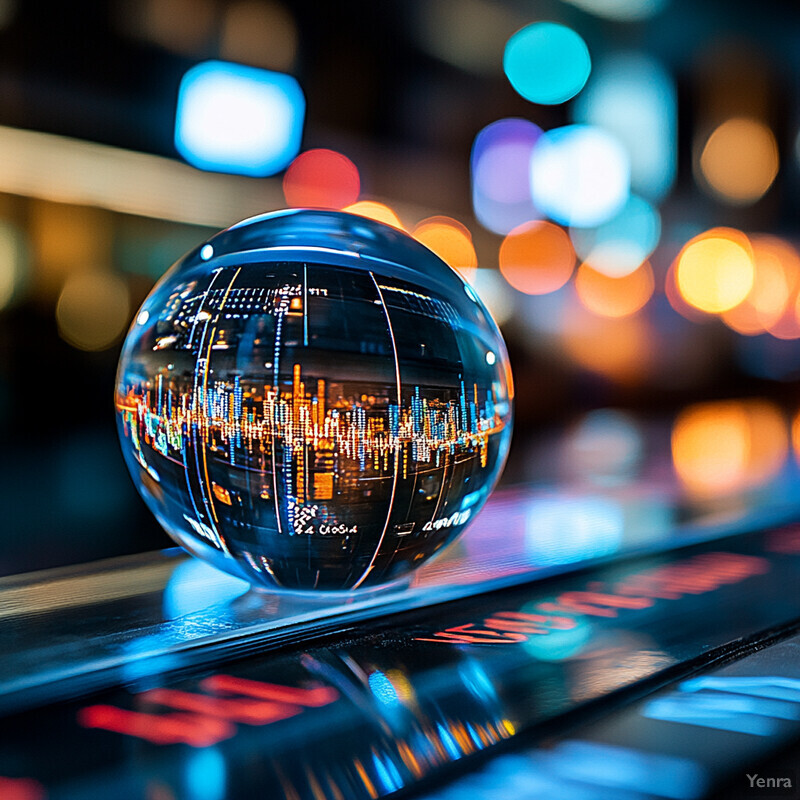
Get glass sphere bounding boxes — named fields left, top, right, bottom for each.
left=116, top=209, right=513, bottom=591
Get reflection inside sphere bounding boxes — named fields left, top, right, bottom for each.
left=116, top=210, right=512, bottom=591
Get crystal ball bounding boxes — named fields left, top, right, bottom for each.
left=116, top=209, right=513, bottom=591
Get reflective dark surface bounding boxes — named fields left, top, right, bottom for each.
left=5, top=510, right=800, bottom=798
left=116, top=210, right=512, bottom=591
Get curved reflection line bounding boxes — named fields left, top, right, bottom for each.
left=352, top=272, right=402, bottom=589
left=186, top=267, right=225, bottom=542
left=193, top=267, right=242, bottom=547
left=202, top=267, right=242, bottom=531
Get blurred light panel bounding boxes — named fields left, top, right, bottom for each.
left=499, top=221, right=575, bottom=295
left=698, top=118, right=779, bottom=205
left=570, top=195, right=660, bottom=277
left=503, top=22, right=591, bottom=105
left=0, top=125, right=286, bottom=229
left=343, top=201, right=404, bottom=230
left=282, top=149, right=360, bottom=209
left=675, top=229, right=755, bottom=314
left=0, top=220, right=27, bottom=310
left=220, top=0, right=298, bottom=72
left=471, top=118, right=542, bottom=235
left=575, top=261, right=654, bottom=318
left=721, top=236, right=800, bottom=337
left=573, top=54, right=676, bottom=201
left=471, top=268, right=515, bottom=326
left=530, top=125, right=630, bottom=227
left=672, top=400, right=788, bottom=498
left=413, top=216, right=477, bottom=281
left=56, top=273, right=130, bottom=351
left=560, top=0, right=668, bottom=21
left=175, top=60, right=305, bottom=177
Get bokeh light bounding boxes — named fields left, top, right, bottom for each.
left=56, top=272, right=131, bottom=351
left=503, top=22, right=591, bottom=105
left=721, top=236, right=800, bottom=336
left=342, top=201, right=404, bottom=229
left=31, top=202, right=112, bottom=296
left=672, top=400, right=787, bottom=498
left=664, top=259, right=707, bottom=322
left=0, top=220, right=28, bottom=310
left=793, top=410, right=800, bottom=466
left=562, top=311, right=652, bottom=383
left=561, top=409, right=644, bottom=484
left=413, top=216, right=477, bottom=281
left=575, top=261, right=654, bottom=318
left=174, top=60, right=305, bottom=177
left=675, top=228, right=755, bottom=313
left=471, top=118, right=541, bottom=235
left=525, top=495, right=624, bottom=566
left=758, top=238, right=800, bottom=339
left=120, top=0, right=216, bottom=55
left=573, top=53, right=676, bottom=201
left=220, top=1, right=298, bottom=72
left=530, top=125, right=630, bottom=228
left=764, top=305, right=800, bottom=341
left=560, top=0, right=668, bottom=21
left=570, top=195, right=660, bottom=277
left=283, top=149, right=360, bottom=209
left=769, top=293, right=800, bottom=340
left=698, top=118, right=779, bottom=205
left=499, top=221, right=575, bottom=295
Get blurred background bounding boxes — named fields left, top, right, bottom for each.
left=2, top=0, right=800, bottom=575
